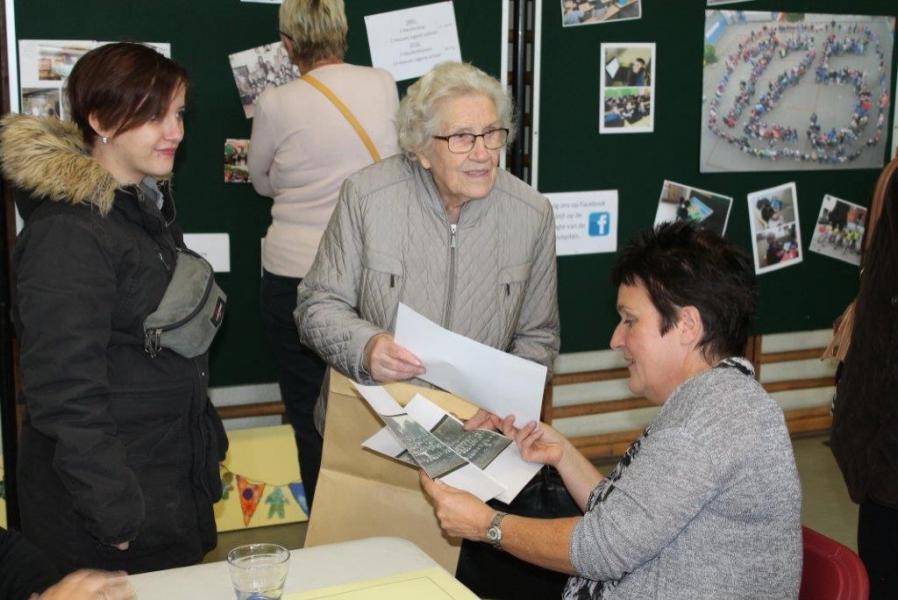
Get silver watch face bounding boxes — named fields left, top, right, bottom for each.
left=487, top=526, right=501, bottom=543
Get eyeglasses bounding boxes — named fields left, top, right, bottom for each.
left=433, top=128, right=509, bottom=154
left=279, top=30, right=293, bottom=41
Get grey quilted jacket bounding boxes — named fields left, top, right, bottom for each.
left=296, top=154, right=560, bottom=429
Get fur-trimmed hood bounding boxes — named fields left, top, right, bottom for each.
left=0, top=113, right=118, bottom=216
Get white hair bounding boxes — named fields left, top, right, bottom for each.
left=398, top=62, right=516, bottom=157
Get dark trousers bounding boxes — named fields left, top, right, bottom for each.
left=858, top=498, right=898, bottom=599
left=260, top=270, right=327, bottom=510
left=456, top=466, right=580, bottom=599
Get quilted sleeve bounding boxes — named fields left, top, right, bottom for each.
left=295, top=178, right=386, bottom=383
left=509, top=201, right=560, bottom=377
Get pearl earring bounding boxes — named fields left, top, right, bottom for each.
left=100, top=136, right=108, bottom=144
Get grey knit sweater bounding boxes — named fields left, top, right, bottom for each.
left=564, top=358, right=802, bottom=599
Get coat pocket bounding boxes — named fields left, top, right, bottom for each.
left=198, top=397, right=228, bottom=502
left=360, top=251, right=404, bottom=327
left=497, top=262, right=532, bottom=346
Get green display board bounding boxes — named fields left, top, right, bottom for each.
left=538, top=0, right=898, bottom=353
left=12, top=0, right=504, bottom=386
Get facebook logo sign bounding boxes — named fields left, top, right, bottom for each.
left=588, top=212, right=611, bottom=237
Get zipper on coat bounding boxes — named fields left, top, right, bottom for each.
left=442, top=223, right=458, bottom=328
left=158, top=251, right=171, bottom=272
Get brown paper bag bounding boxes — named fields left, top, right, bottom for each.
left=304, top=370, right=478, bottom=572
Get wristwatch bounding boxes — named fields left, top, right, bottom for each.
left=486, top=511, right=508, bottom=550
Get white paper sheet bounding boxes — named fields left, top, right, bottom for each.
left=183, top=233, right=231, bottom=273
left=364, top=1, right=462, bottom=82
left=393, top=304, right=547, bottom=426
left=405, top=394, right=542, bottom=504
left=353, top=384, right=505, bottom=502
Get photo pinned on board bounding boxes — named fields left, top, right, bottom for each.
left=229, top=41, right=299, bottom=119
left=599, top=43, right=655, bottom=134
left=224, top=139, right=251, bottom=183
left=560, top=0, right=642, bottom=27
left=653, top=180, right=734, bottom=237
left=18, top=40, right=170, bottom=120
left=700, top=11, right=895, bottom=172
left=747, top=182, right=803, bottom=274
left=808, top=194, right=866, bottom=266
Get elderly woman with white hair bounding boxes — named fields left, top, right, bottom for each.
left=296, top=61, right=569, bottom=598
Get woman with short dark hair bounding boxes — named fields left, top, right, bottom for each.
left=0, top=42, right=227, bottom=574
left=422, top=222, right=802, bottom=599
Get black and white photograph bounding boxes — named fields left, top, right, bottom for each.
left=383, top=413, right=467, bottom=479
left=560, top=0, right=641, bottom=27
left=429, top=415, right=512, bottom=471
left=747, top=182, right=803, bottom=274
left=653, top=180, right=734, bottom=236
left=229, top=41, right=299, bottom=118
left=224, top=139, right=250, bottom=183
left=600, top=43, right=655, bottom=134
left=808, top=194, right=866, bottom=266
left=701, top=11, right=895, bottom=172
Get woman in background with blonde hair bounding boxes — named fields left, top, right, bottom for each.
left=249, top=0, right=400, bottom=510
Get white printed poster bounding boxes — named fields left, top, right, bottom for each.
left=364, top=1, right=462, bottom=82
left=183, top=233, right=231, bottom=273
left=544, top=190, right=619, bottom=256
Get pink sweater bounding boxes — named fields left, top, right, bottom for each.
left=249, top=63, right=399, bottom=278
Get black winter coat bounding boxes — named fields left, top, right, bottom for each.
left=1, top=114, right=227, bottom=574
left=831, top=170, right=898, bottom=508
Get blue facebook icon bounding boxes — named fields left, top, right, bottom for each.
left=588, top=212, right=611, bottom=236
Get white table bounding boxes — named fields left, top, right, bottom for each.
left=130, top=537, right=441, bottom=599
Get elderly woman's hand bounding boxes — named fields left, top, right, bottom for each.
left=34, top=570, right=135, bottom=600
left=364, top=333, right=425, bottom=382
left=419, top=472, right=495, bottom=541
left=499, top=417, right=567, bottom=468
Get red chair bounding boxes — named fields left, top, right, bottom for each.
left=799, top=526, right=869, bottom=600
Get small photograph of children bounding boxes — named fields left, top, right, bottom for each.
left=560, top=0, right=641, bottom=27
left=224, top=139, right=250, bottom=183
left=808, top=194, right=866, bottom=266
left=653, top=180, right=734, bottom=237
left=229, top=41, right=299, bottom=119
left=600, top=43, right=655, bottom=134
left=747, top=182, right=803, bottom=274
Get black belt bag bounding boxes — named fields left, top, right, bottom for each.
left=144, top=249, right=227, bottom=358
